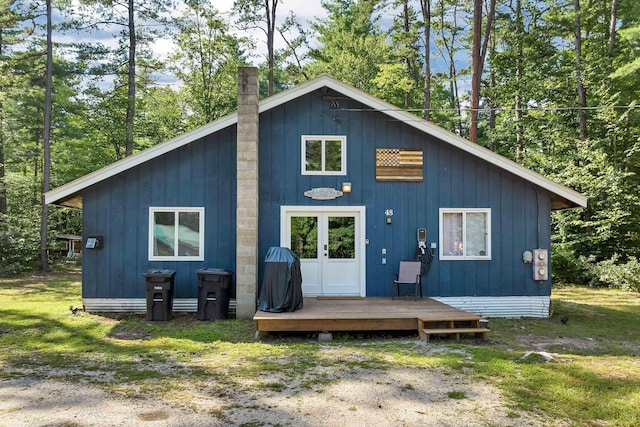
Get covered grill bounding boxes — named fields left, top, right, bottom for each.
left=257, top=247, right=303, bottom=313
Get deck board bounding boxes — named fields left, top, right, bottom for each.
left=253, top=297, right=483, bottom=333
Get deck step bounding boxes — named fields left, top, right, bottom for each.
left=419, top=327, right=491, bottom=342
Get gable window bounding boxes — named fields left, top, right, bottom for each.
left=301, top=135, right=346, bottom=175
left=149, top=207, right=204, bottom=261
left=439, top=208, right=491, bottom=260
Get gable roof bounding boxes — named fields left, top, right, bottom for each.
left=45, top=74, right=587, bottom=210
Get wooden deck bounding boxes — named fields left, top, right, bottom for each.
left=253, top=297, right=490, bottom=341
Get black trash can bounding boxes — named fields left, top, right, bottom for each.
left=144, top=269, right=176, bottom=321
left=196, top=268, right=233, bottom=320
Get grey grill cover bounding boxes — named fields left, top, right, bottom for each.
left=257, top=247, right=303, bottom=312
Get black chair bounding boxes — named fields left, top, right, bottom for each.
left=393, top=261, right=423, bottom=300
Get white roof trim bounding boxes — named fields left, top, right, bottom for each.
left=45, top=74, right=587, bottom=209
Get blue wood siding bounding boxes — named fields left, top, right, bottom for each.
left=258, top=88, right=551, bottom=298
left=82, top=126, right=237, bottom=300
left=81, top=86, right=552, bottom=302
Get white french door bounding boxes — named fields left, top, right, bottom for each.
left=281, top=206, right=366, bottom=296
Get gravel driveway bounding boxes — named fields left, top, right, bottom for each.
left=0, top=362, right=554, bottom=427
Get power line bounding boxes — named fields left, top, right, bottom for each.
left=337, top=104, right=640, bottom=113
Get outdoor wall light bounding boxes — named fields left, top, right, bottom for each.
left=342, top=182, right=352, bottom=193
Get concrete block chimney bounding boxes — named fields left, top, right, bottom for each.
left=235, top=67, right=259, bottom=319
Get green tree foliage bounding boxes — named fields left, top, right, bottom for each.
left=306, top=0, right=392, bottom=92
left=0, top=173, right=42, bottom=274
left=268, top=10, right=311, bottom=91
left=372, top=0, right=422, bottom=108
left=480, top=0, right=640, bottom=287
left=430, top=0, right=467, bottom=135
left=67, top=0, right=173, bottom=157
left=171, top=0, right=249, bottom=127
left=137, top=86, right=188, bottom=144
left=0, top=0, right=638, bottom=289
left=0, top=0, right=31, bottom=218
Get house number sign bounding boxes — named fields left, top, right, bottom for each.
left=304, top=187, right=344, bottom=200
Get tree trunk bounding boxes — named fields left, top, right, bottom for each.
left=607, top=0, right=619, bottom=164
left=125, top=0, right=136, bottom=157
left=488, top=31, right=496, bottom=151
left=33, top=121, right=41, bottom=205
left=402, top=0, right=412, bottom=108
left=420, top=0, right=431, bottom=120
left=451, top=60, right=462, bottom=135
left=0, top=28, right=6, bottom=217
left=608, top=0, right=618, bottom=57
left=40, top=0, right=53, bottom=272
left=574, top=0, right=588, bottom=141
left=480, top=0, right=496, bottom=72
left=515, top=0, right=524, bottom=158
left=469, top=0, right=482, bottom=143
left=0, top=125, right=5, bottom=217
left=439, top=3, right=462, bottom=134
left=265, top=0, right=277, bottom=96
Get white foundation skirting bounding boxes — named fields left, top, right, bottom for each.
left=83, top=298, right=237, bottom=315
left=83, top=296, right=549, bottom=318
left=432, top=296, right=551, bottom=318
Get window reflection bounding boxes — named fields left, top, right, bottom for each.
left=153, top=212, right=175, bottom=256
left=328, top=216, right=355, bottom=259
left=325, top=140, right=342, bottom=172
left=290, top=216, right=318, bottom=259
left=305, top=140, right=322, bottom=171
left=178, top=212, right=200, bottom=256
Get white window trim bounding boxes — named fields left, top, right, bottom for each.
left=149, top=207, right=205, bottom=261
left=301, top=135, right=347, bottom=176
left=439, top=208, right=491, bottom=261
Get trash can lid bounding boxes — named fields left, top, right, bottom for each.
left=197, top=268, right=233, bottom=275
left=144, top=269, right=176, bottom=277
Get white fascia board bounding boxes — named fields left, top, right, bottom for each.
left=45, top=113, right=238, bottom=205
left=319, top=77, right=587, bottom=208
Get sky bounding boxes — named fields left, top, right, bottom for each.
left=49, top=0, right=461, bottom=90
left=153, top=1, right=330, bottom=74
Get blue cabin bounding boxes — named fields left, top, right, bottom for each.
left=45, top=69, right=587, bottom=318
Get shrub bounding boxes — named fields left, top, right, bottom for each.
left=0, top=216, right=41, bottom=276
left=552, top=247, right=640, bottom=292
left=594, top=256, right=640, bottom=292
left=552, top=246, right=596, bottom=286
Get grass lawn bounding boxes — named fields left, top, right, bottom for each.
left=1, top=271, right=639, bottom=426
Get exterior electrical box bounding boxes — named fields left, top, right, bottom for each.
left=533, top=249, right=549, bottom=281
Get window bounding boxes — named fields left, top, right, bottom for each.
left=149, top=207, right=204, bottom=261
left=301, top=135, right=346, bottom=175
left=439, top=208, right=491, bottom=260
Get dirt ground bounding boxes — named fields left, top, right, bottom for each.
left=0, top=361, right=556, bottom=427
